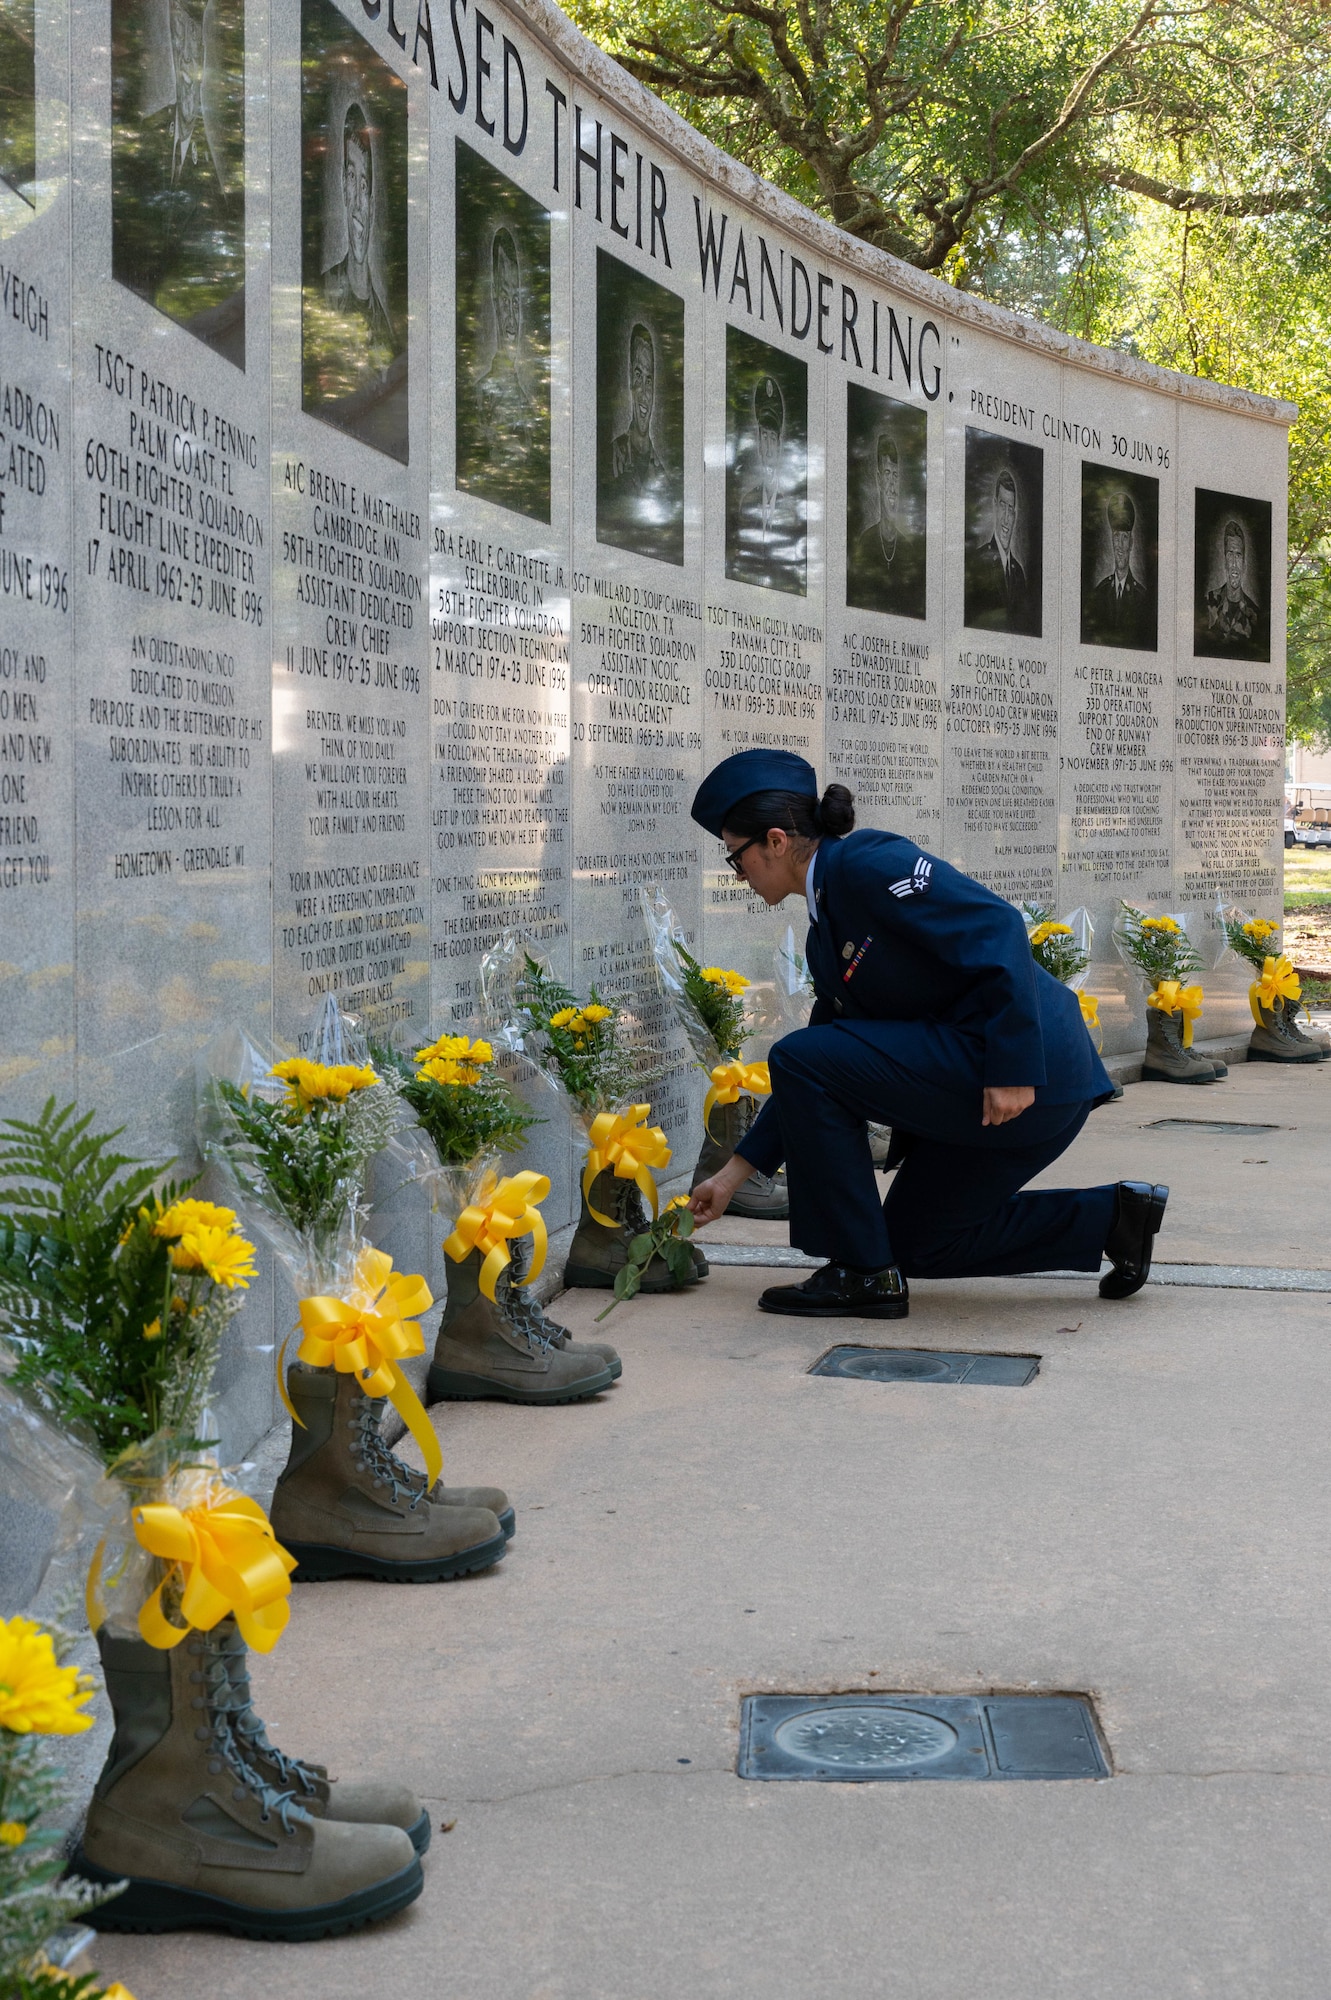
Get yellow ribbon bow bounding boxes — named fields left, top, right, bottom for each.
left=1076, top=989, right=1103, bottom=1052
left=293, top=1247, right=441, bottom=1488
left=1249, top=952, right=1301, bottom=1024
left=1147, top=979, right=1204, bottom=1047
left=703, top=1060, right=772, bottom=1137
left=132, top=1490, right=296, bottom=1655
left=443, top=1169, right=551, bottom=1303
left=582, top=1104, right=672, bottom=1228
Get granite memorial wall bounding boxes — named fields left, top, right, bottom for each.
left=0, top=0, right=1291, bottom=1451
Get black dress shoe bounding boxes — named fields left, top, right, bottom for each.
left=759, top=1263, right=909, bottom=1319
left=1099, top=1182, right=1169, bottom=1299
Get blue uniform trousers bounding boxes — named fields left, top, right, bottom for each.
left=762, top=1025, right=1115, bottom=1277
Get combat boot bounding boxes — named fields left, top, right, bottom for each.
left=691, top=1095, right=789, bottom=1221
left=1141, top=1005, right=1218, bottom=1084
left=1277, top=995, right=1330, bottom=1059
left=196, top=1618, right=431, bottom=1854
left=564, top=1169, right=702, bottom=1291
left=338, top=1389, right=515, bottom=1536
left=1248, top=994, right=1322, bottom=1063
left=74, top=1629, right=421, bottom=1939
left=428, top=1248, right=614, bottom=1402
left=504, top=1234, right=621, bottom=1380
left=270, top=1366, right=507, bottom=1581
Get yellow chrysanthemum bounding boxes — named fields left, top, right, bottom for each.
left=1029, top=921, right=1073, bottom=946
left=1140, top=916, right=1180, bottom=934
left=0, top=1820, right=26, bottom=1846
left=0, top=1617, right=95, bottom=1735
left=142, top=1317, right=162, bottom=1341
left=169, top=1224, right=257, bottom=1289
left=1243, top=919, right=1279, bottom=940
left=415, top=1032, right=488, bottom=1064
left=579, top=1004, right=613, bottom=1023
left=271, top=1058, right=377, bottom=1109
left=34, top=1966, right=136, bottom=2000
left=549, top=1007, right=580, bottom=1029
left=701, top=967, right=750, bottom=995
left=154, top=1198, right=237, bottom=1240
left=420, top=1056, right=474, bottom=1087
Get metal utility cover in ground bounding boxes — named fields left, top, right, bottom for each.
left=809, top=1347, right=1039, bottom=1386
left=1146, top=1119, right=1283, bottom=1134
left=739, top=1694, right=1108, bottom=1782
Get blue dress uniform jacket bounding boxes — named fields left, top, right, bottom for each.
left=735, top=831, right=1117, bottom=1278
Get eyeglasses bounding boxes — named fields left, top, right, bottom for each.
left=722, top=836, right=763, bottom=877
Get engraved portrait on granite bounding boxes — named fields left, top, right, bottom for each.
left=110, top=0, right=246, bottom=364
left=454, top=140, right=552, bottom=523
left=845, top=383, right=926, bottom=620
left=595, top=248, right=685, bottom=566
left=0, top=0, right=35, bottom=209
left=725, top=326, right=807, bottom=596
left=1079, top=462, right=1158, bottom=651
left=301, top=0, right=408, bottom=461
left=963, top=428, right=1043, bottom=638
left=1193, top=487, right=1272, bottom=662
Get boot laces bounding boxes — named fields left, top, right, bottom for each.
left=499, top=1237, right=562, bottom=1351
left=206, top=1628, right=323, bottom=1800
left=191, top=1634, right=311, bottom=1831
left=350, top=1396, right=430, bottom=1506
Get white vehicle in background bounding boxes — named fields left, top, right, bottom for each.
left=1287, top=793, right=1331, bottom=847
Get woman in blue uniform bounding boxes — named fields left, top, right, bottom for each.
left=687, top=747, right=1168, bottom=1319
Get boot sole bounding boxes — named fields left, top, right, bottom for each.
left=1140, top=1066, right=1218, bottom=1084
left=562, top=1262, right=697, bottom=1293
left=1248, top=1047, right=1323, bottom=1063
left=726, top=1202, right=791, bottom=1221
left=284, top=1529, right=508, bottom=1582
left=759, top=1296, right=909, bottom=1319
left=72, top=1848, right=423, bottom=1941
left=427, top=1364, right=614, bottom=1404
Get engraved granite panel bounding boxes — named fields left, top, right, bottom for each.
left=942, top=333, right=1064, bottom=912
left=699, top=206, right=827, bottom=1004
left=1174, top=400, right=1287, bottom=1036
left=1055, top=379, right=1179, bottom=1054
left=0, top=0, right=74, bottom=1117
left=429, top=47, right=574, bottom=1222
left=570, top=107, right=705, bottom=1168
left=825, top=291, right=944, bottom=845
left=69, top=0, right=276, bottom=1453
left=270, top=0, right=430, bottom=1058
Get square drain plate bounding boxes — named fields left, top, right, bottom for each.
left=740, top=1693, right=1107, bottom=1781
left=810, top=1346, right=1039, bottom=1386
left=1146, top=1118, right=1281, bottom=1134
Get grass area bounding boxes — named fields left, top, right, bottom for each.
left=1284, top=846, right=1331, bottom=910
left=1301, top=976, right=1331, bottom=1006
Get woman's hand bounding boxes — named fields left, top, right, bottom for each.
left=687, top=1153, right=754, bottom=1226
left=982, top=1086, right=1035, bottom=1127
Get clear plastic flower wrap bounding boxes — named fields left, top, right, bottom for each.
left=0, top=1364, right=121, bottom=1613
left=1112, top=902, right=1205, bottom=986
left=1213, top=896, right=1284, bottom=971
left=773, top=924, right=815, bottom=1035
left=480, top=932, right=674, bottom=1220
left=1021, top=903, right=1093, bottom=988
left=639, top=885, right=764, bottom=1067
left=194, top=998, right=400, bottom=1298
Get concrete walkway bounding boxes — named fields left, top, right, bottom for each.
left=96, top=1064, right=1331, bottom=1998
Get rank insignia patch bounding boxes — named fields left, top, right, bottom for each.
left=889, top=857, right=933, bottom=899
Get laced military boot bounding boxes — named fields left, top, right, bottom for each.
left=564, top=1168, right=702, bottom=1291
left=74, top=1628, right=421, bottom=1939
left=345, top=1391, right=515, bottom=1536
left=1248, top=993, right=1322, bottom=1063
left=192, top=1618, right=431, bottom=1854
left=1276, top=996, right=1330, bottom=1060
left=1141, top=1005, right=1219, bottom=1084
left=503, top=1234, right=621, bottom=1380
left=428, top=1248, right=614, bottom=1402
left=270, top=1366, right=507, bottom=1581
left=692, top=1095, right=790, bottom=1221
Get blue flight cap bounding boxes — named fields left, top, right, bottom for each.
left=690, top=748, right=819, bottom=839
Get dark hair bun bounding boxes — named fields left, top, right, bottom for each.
left=815, top=783, right=855, bottom=837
